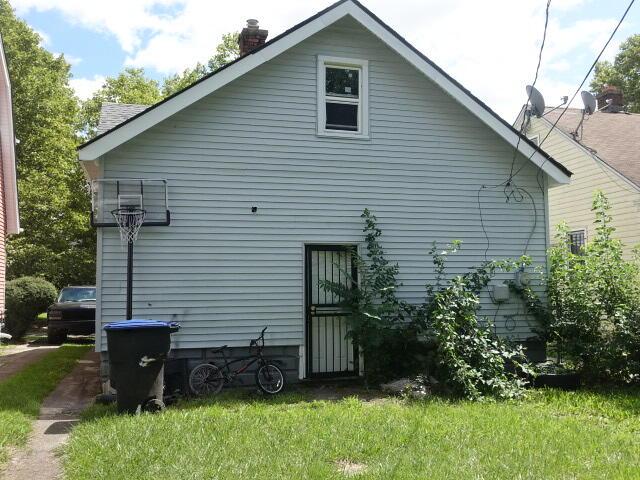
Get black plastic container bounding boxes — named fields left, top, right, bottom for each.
left=533, top=373, right=581, bottom=390
left=104, top=319, right=179, bottom=413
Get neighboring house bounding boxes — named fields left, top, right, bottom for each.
left=524, top=86, right=640, bottom=257
left=78, top=0, right=570, bottom=384
left=0, top=34, right=21, bottom=331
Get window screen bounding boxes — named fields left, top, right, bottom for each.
left=323, top=65, right=361, bottom=132
left=326, top=68, right=359, bottom=98
left=568, top=230, right=586, bottom=255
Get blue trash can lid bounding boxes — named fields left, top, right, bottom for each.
left=103, top=319, right=179, bottom=331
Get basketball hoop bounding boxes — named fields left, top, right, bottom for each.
left=111, top=208, right=146, bottom=245
left=92, top=179, right=169, bottom=320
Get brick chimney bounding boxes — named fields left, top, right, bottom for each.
left=596, top=85, right=624, bottom=113
left=238, top=19, right=268, bottom=56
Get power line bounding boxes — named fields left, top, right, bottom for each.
left=478, top=0, right=552, bottom=261
left=510, top=0, right=636, bottom=180
left=508, top=0, right=552, bottom=181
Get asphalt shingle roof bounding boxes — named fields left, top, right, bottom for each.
left=544, top=107, right=640, bottom=187
left=97, top=102, right=148, bottom=135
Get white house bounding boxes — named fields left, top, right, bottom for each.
left=78, top=0, right=570, bottom=383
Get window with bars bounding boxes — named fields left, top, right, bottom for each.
left=568, top=229, right=586, bottom=255
left=317, top=56, right=368, bottom=138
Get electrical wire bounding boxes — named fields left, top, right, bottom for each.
left=508, top=0, right=552, bottom=180
left=481, top=0, right=634, bottom=262
left=478, top=0, right=552, bottom=262
left=510, top=0, right=636, bottom=180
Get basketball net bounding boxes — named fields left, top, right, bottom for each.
left=111, top=208, right=146, bottom=244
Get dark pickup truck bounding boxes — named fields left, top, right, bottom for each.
left=47, top=286, right=96, bottom=344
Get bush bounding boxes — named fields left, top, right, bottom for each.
left=5, top=276, right=58, bottom=340
left=321, top=209, right=533, bottom=399
left=544, top=192, right=640, bottom=383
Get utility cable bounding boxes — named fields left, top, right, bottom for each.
left=510, top=0, right=635, bottom=180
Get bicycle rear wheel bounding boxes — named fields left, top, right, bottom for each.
left=189, top=363, right=224, bottom=396
left=256, top=363, right=285, bottom=394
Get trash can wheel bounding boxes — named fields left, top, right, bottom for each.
left=142, top=397, right=165, bottom=413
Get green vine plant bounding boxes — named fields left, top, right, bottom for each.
left=321, top=209, right=535, bottom=400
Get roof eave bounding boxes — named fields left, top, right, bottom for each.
left=78, top=0, right=571, bottom=184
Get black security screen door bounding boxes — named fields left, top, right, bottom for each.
left=305, top=245, right=359, bottom=378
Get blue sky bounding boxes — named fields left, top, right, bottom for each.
left=9, top=0, right=639, bottom=120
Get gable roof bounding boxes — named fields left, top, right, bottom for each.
left=97, top=102, right=148, bottom=135
left=0, top=34, right=20, bottom=235
left=77, top=0, right=571, bottom=184
left=542, top=107, right=640, bottom=188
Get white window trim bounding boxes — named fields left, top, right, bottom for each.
left=317, top=55, right=369, bottom=139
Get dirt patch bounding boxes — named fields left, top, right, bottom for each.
left=2, top=351, right=100, bottom=480
left=0, top=345, right=58, bottom=382
left=295, top=382, right=389, bottom=402
left=335, top=460, right=368, bottom=476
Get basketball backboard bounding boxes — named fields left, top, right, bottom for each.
left=91, top=178, right=170, bottom=227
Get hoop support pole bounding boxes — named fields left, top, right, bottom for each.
left=126, top=240, right=134, bottom=320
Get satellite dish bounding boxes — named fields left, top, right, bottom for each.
left=581, top=91, right=597, bottom=115
left=526, top=85, right=546, bottom=118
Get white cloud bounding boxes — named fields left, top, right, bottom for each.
left=69, top=75, right=105, bottom=100
left=65, top=54, right=83, bottom=65
left=12, top=0, right=636, bottom=119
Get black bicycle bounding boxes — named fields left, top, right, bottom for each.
left=188, top=327, right=285, bottom=395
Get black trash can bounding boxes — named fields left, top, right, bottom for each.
left=104, top=319, right=179, bottom=413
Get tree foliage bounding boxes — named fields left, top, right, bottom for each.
left=1, top=2, right=239, bottom=289
left=544, top=191, right=640, bottom=383
left=1, top=0, right=95, bottom=288
left=162, top=32, right=239, bottom=97
left=79, top=32, right=240, bottom=138
left=591, top=34, right=640, bottom=112
left=78, top=68, right=162, bottom=139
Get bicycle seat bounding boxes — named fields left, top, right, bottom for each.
left=210, top=345, right=228, bottom=354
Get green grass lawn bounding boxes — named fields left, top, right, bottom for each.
left=0, top=344, right=91, bottom=465
left=64, top=388, right=640, bottom=480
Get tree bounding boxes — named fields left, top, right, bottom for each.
left=80, top=33, right=240, bottom=136
left=161, top=32, right=239, bottom=97
left=78, top=67, right=162, bottom=139
left=591, top=34, right=640, bottom=113
left=0, top=0, right=95, bottom=288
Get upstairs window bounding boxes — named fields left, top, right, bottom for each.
left=317, top=56, right=368, bottom=138
left=568, top=229, right=586, bottom=255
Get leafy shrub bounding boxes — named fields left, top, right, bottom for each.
left=427, top=245, right=533, bottom=400
left=545, top=192, right=640, bottom=383
left=5, top=276, right=58, bottom=340
left=321, top=209, right=533, bottom=399
left=513, top=192, right=640, bottom=384
left=320, top=210, right=432, bottom=382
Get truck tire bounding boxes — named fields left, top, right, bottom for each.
left=47, top=329, right=67, bottom=345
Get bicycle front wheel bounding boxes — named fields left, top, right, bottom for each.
left=189, top=363, right=224, bottom=396
left=256, top=363, right=285, bottom=394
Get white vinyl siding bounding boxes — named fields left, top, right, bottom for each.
left=95, top=17, right=549, bottom=351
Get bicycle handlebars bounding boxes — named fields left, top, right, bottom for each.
left=249, top=327, right=268, bottom=352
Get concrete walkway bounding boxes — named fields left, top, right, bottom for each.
left=0, top=345, right=58, bottom=382
left=1, top=352, right=100, bottom=480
